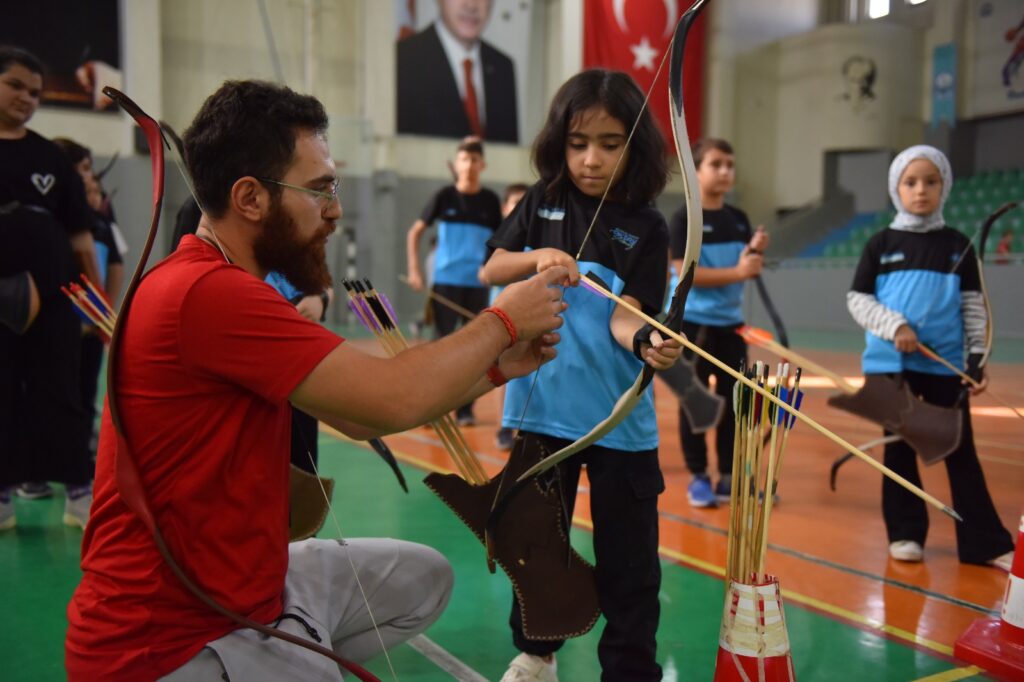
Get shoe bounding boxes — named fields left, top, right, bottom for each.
left=455, top=407, right=475, bottom=427
left=496, top=427, right=515, bottom=450
left=0, top=489, right=14, bottom=531
left=16, top=481, right=53, bottom=499
left=500, top=653, right=558, bottom=682
left=715, top=474, right=733, bottom=503
left=687, top=474, right=717, bottom=508
left=63, top=487, right=93, bottom=530
left=889, top=540, right=924, bottom=562
left=988, top=551, right=1014, bottom=572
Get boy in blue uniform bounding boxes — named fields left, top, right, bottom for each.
left=847, top=144, right=1013, bottom=570
left=668, top=138, right=768, bottom=508
left=406, top=137, right=502, bottom=425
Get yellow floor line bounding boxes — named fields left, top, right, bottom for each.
left=910, top=665, right=984, bottom=682
left=321, top=426, right=958, bottom=659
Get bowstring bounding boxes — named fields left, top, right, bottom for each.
left=574, top=36, right=677, bottom=261
left=509, top=17, right=687, bottom=470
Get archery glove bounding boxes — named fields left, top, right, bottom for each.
left=965, top=353, right=984, bottom=385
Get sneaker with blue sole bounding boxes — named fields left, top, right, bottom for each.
left=687, top=475, right=717, bottom=508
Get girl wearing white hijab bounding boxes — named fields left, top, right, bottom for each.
left=846, top=145, right=1013, bottom=570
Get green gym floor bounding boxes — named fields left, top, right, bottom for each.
left=2, top=326, right=1019, bottom=680
left=0, top=435, right=1001, bottom=681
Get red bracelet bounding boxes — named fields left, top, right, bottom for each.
left=482, top=306, right=518, bottom=348
left=486, top=363, right=508, bottom=387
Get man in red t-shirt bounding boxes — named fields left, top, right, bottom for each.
left=65, top=80, right=568, bottom=681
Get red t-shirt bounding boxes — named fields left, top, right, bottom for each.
left=65, top=236, right=343, bottom=681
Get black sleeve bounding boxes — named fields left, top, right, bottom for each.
left=851, top=234, right=881, bottom=294
left=623, top=214, right=670, bottom=316
left=732, top=207, right=753, bottom=241
left=487, top=183, right=540, bottom=253
left=957, top=239, right=982, bottom=291
left=171, top=198, right=202, bottom=251
left=54, top=154, right=92, bottom=236
left=667, top=206, right=688, bottom=258
left=480, top=189, right=503, bottom=230
left=419, top=187, right=447, bottom=224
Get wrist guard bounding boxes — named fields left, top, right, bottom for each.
left=965, top=353, right=984, bottom=384
left=633, top=323, right=655, bottom=362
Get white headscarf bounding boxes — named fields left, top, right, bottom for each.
left=887, top=144, right=952, bottom=232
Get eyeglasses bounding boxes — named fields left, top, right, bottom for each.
left=257, top=177, right=341, bottom=206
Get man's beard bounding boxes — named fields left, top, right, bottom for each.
left=252, top=198, right=333, bottom=296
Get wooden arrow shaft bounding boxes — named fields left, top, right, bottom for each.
left=582, top=276, right=961, bottom=521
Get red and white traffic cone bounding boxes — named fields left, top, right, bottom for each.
left=714, top=577, right=796, bottom=682
left=954, top=511, right=1024, bottom=681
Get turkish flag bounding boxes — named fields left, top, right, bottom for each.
left=583, top=0, right=706, bottom=147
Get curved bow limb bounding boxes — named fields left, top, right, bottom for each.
left=508, top=0, right=709, bottom=484
left=102, top=87, right=382, bottom=682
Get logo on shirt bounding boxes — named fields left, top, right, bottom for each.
left=610, top=227, right=639, bottom=250
left=537, top=206, right=565, bottom=221
left=31, top=173, right=56, bottom=196
left=880, top=251, right=905, bottom=265
left=444, top=208, right=458, bottom=217
left=703, top=223, right=714, bottom=233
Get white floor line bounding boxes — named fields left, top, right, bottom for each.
left=406, top=634, right=489, bottom=682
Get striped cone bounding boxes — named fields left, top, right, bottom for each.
left=714, top=577, right=796, bottom=682
left=954, top=512, right=1024, bottom=681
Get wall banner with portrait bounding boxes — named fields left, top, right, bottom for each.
left=970, top=0, right=1024, bottom=117
left=395, top=0, right=533, bottom=144
left=0, top=0, right=122, bottom=112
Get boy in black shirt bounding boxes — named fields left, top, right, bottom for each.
left=406, top=137, right=502, bottom=425
left=0, top=46, right=96, bottom=529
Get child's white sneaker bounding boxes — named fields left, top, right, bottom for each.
left=889, top=540, right=924, bottom=562
left=499, top=653, right=557, bottom=682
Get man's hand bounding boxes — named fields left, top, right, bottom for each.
left=535, top=248, right=579, bottom=286
left=295, top=295, right=325, bottom=322
left=893, top=324, right=918, bottom=353
left=406, top=270, right=424, bottom=292
left=735, top=248, right=764, bottom=279
left=637, top=329, right=683, bottom=370
left=498, top=332, right=561, bottom=379
left=492, top=267, right=569, bottom=342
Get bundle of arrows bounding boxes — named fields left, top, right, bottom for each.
left=715, top=360, right=804, bottom=682
left=340, top=279, right=488, bottom=485
left=62, top=275, right=116, bottom=341
left=725, top=361, right=803, bottom=586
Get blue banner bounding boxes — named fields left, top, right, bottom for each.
left=931, top=43, right=957, bottom=129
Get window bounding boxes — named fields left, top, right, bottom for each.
left=867, top=0, right=890, bottom=19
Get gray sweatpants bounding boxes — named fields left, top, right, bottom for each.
left=159, top=537, right=453, bottom=681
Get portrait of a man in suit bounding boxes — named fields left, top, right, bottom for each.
left=397, top=0, right=519, bottom=143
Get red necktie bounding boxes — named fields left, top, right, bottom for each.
left=462, top=58, right=484, bottom=138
